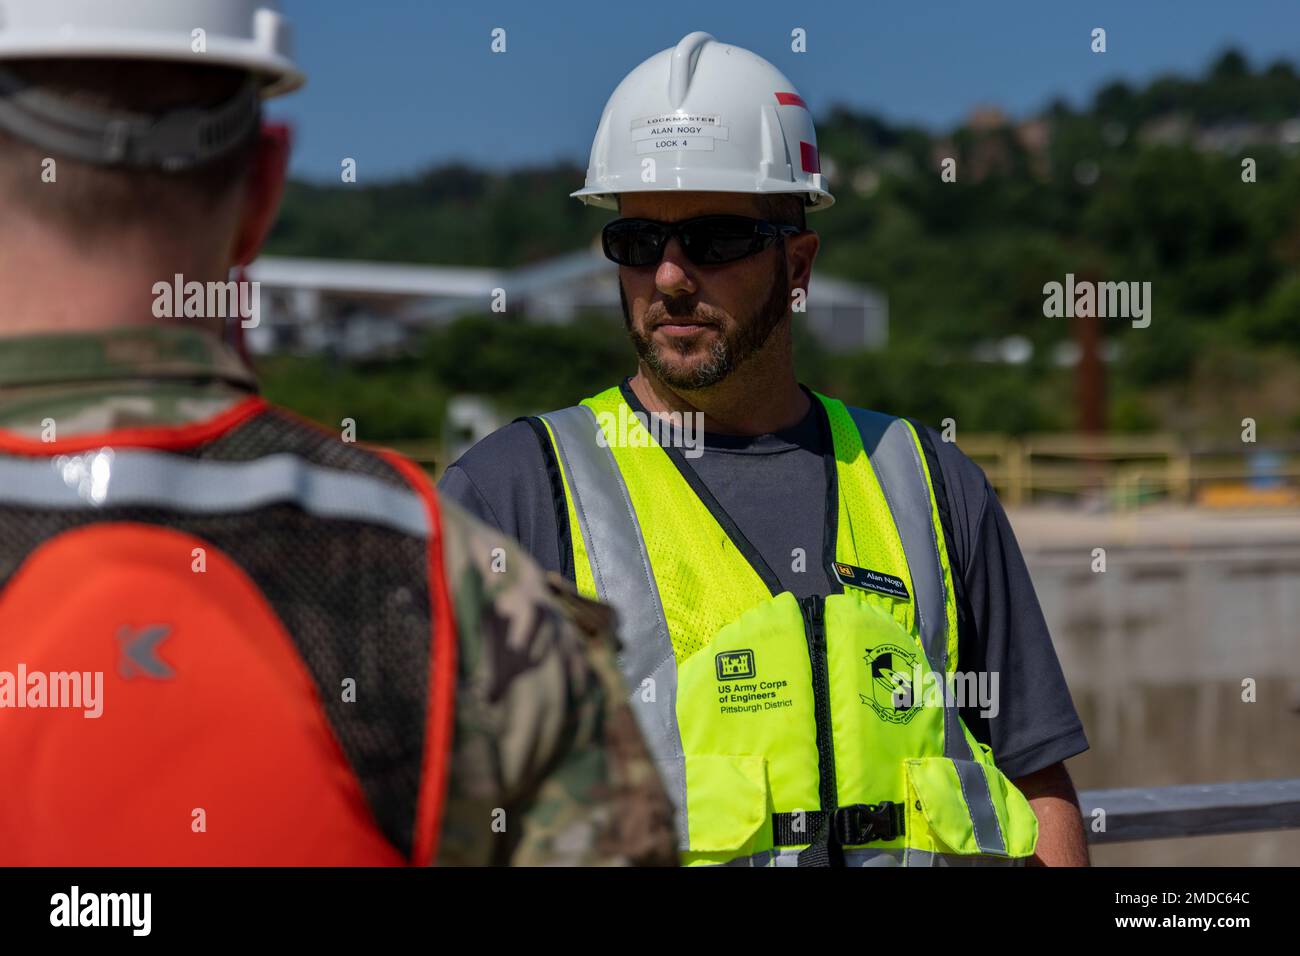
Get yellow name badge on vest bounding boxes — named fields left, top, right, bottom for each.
left=833, top=562, right=910, bottom=601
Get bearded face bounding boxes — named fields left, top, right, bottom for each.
left=619, top=248, right=790, bottom=390
left=615, top=192, right=797, bottom=392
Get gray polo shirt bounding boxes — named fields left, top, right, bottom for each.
left=439, top=381, right=1088, bottom=780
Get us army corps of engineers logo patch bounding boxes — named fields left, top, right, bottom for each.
left=715, top=649, right=756, bottom=681
left=861, top=644, right=920, bottom=724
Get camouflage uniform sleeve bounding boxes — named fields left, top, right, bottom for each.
left=434, top=496, right=678, bottom=866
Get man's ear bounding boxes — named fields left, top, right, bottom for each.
left=231, top=123, right=292, bottom=268
left=787, top=229, right=819, bottom=295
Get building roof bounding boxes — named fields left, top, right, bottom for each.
left=247, top=246, right=889, bottom=351
left=247, top=256, right=502, bottom=298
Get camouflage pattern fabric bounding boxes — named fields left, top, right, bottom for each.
left=0, top=324, right=678, bottom=867
left=0, top=326, right=256, bottom=436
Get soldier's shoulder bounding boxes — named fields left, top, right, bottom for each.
left=436, top=492, right=620, bottom=653
left=541, top=571, right=620, bottom=651
left=437, top=493, right=547, bottom=588
left=432, top=487, right=675, bottom=865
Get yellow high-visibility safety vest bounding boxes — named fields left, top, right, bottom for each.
left=534, top=385, right=1039, bottom=866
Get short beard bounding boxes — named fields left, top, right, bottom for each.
left=620, top=254, right=790, bottom=391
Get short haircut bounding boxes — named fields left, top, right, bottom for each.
left=0, top=59, right=260, bottom=240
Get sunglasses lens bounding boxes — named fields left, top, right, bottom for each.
left=603, top=221, right=665, bottom=266
left=603, top=217, right=782, bottom=266
left=682, top=219, right=763, bottom=264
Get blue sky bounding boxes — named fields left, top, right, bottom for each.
left=270, top=0, right=1300, bottom=182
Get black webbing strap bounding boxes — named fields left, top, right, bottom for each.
left=796, top=594, right=840, bottom=867
left=776, top=803, right=905, bottom=852
left=796, top=817, right=837, bottom=867
left=518, top=416, right=576, bottom=584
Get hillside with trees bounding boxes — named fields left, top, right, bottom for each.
left=260, top=50, right=1300, bottom=443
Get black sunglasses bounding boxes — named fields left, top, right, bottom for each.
left=601, top=215, right=802, bottom=267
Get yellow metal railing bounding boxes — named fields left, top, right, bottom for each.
left=386, top=434, right=1300, bottom=510
left=959, top=433, right=1299, bottom=508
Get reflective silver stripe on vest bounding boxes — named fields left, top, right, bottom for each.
left=904, top=849, right=1024, bottom=867
left=539, top=406, right=690, bottom=849
left=952, top=757, right=1008, bottom=856
left=0, top=449, right=429, bottom=537
left=845, top=407, right=1008, bottom=856
left=728, top=846, right=1024, bottom=867
left=723, top=847, right=907, bottom=867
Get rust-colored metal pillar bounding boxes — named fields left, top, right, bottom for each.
left=1073, top=272, right=1106, bottom=434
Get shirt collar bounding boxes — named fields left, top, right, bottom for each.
left=0, top=325, right=257, bottom=392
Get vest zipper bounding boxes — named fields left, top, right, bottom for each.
left=799, top=594, right=838, bottom=819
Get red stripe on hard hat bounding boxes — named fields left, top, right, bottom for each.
left=800, top=141, right=820, bottom=174
left=775, top=92, right=807, bottom=108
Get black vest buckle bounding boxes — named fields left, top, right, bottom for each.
left=833, top=802, right=903, bottom=845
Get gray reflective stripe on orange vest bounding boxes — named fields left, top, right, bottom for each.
left=846, top=407, right=1008, bottom=856
left=538, top=406, right=690, bottom=850
left=0, top=449, right=429, bottom=538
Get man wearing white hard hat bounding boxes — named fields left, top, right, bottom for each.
left=0, top=1, right=676, bottom=867
left=442, top=31, right=1090, bottom=866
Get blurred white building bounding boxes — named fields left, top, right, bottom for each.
left=245, top=246, right=888, bottom=358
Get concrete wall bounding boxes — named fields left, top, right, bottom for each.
left=1012, top=507, right=1300, bottom=864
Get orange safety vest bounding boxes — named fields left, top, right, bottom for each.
left=0, top=397, right=457, bottom=865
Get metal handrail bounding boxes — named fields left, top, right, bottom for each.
left=954, top=433, right=1300, bottom=507
left=388, top=432, right=1300, bottom=505
left=1078, top=778, right=1300, bottom=843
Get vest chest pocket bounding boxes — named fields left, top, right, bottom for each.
left=902, top=756, right=1039, bottom=865
left=682, top=753, right=771, bottom=858
left=674, top=595, right=825, bottom=864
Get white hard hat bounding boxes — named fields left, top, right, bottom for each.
left=0, top=0, right=303, bottom=97
left=0, top=0, right=303, bottom=170
left=572, top=31, right=834, bottom=213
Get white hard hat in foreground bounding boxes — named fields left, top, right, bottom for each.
left=573, top=31, right=834, bottom=213
left=0, top=0, right=303, bottom=169
left=0, top=0, right=303, bottom=96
